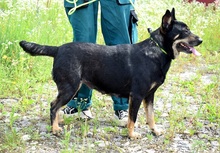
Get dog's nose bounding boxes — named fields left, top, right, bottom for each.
left=198, top=37, right=203, bottom=44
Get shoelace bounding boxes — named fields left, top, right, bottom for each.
left=64, top=106, right=76, bottom=114
left=118, top=110, right=128, bottom=119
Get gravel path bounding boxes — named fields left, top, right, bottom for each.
left=0, top=62, right=219, bottom=153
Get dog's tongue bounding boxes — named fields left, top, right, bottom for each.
left=190, top=47, right=201, bottom=56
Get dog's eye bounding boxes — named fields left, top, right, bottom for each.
left=183, top=27, right=190, bottom=34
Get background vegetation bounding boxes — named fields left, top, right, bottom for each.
left=0, top=0, right=219, bottom=152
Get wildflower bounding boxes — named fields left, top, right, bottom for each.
left=20, top=57, right=26, bottom=61
left=2, top=55, right=7, bottom=59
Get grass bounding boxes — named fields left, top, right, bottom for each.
left=0, top=0, right=220, bottom=152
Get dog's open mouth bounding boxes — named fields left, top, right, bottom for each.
left=179, top=42, right=201, bottom=56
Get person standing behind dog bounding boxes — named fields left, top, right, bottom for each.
left=59, top=0, right=138, bottom=126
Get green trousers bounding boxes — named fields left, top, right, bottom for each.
left=64, top=0, right=138, bottom=111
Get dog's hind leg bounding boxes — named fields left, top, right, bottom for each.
left=50, top=81, right=82, bottom=135
left=143, top=93, right=163, bottom=136
left=50, top=98, right=64, bottom=135
left=127, top=95, right=142, bottom=139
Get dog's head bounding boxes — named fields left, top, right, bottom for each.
left=160, top=8, right=203, bottom=59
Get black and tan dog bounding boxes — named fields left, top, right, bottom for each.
left=19, top=8, right=202, bottom=139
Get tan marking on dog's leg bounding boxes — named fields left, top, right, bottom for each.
left=143, top=100, right=163, bottom=136
left=143, top=101, right=149, bottom=124
left=127, top=118, right=141, bottom=139
left=52, top=109, right=62, bottom=135
left=58, top=107, right=64, bottom=124
left=127, top=96, right=141, bottom=139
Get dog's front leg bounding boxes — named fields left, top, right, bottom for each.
left=127, top=95, right=142, bottom=139
left=143, top=94, right=163, bottom=136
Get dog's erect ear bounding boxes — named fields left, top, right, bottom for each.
left=161, top=8, right=176, bottom=33
left=171, top=8, right=176, bottom=21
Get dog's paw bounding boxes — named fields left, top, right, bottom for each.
left=52, top=126, right=63, bottom=135
left=129, top=132, right=142, bottom=140
left=152, top=127, right=164, bottom=136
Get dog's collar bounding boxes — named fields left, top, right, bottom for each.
left=150, top=37, right=167, bottom=55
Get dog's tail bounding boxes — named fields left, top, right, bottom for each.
left=19, top=41, right=58, bottom=57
